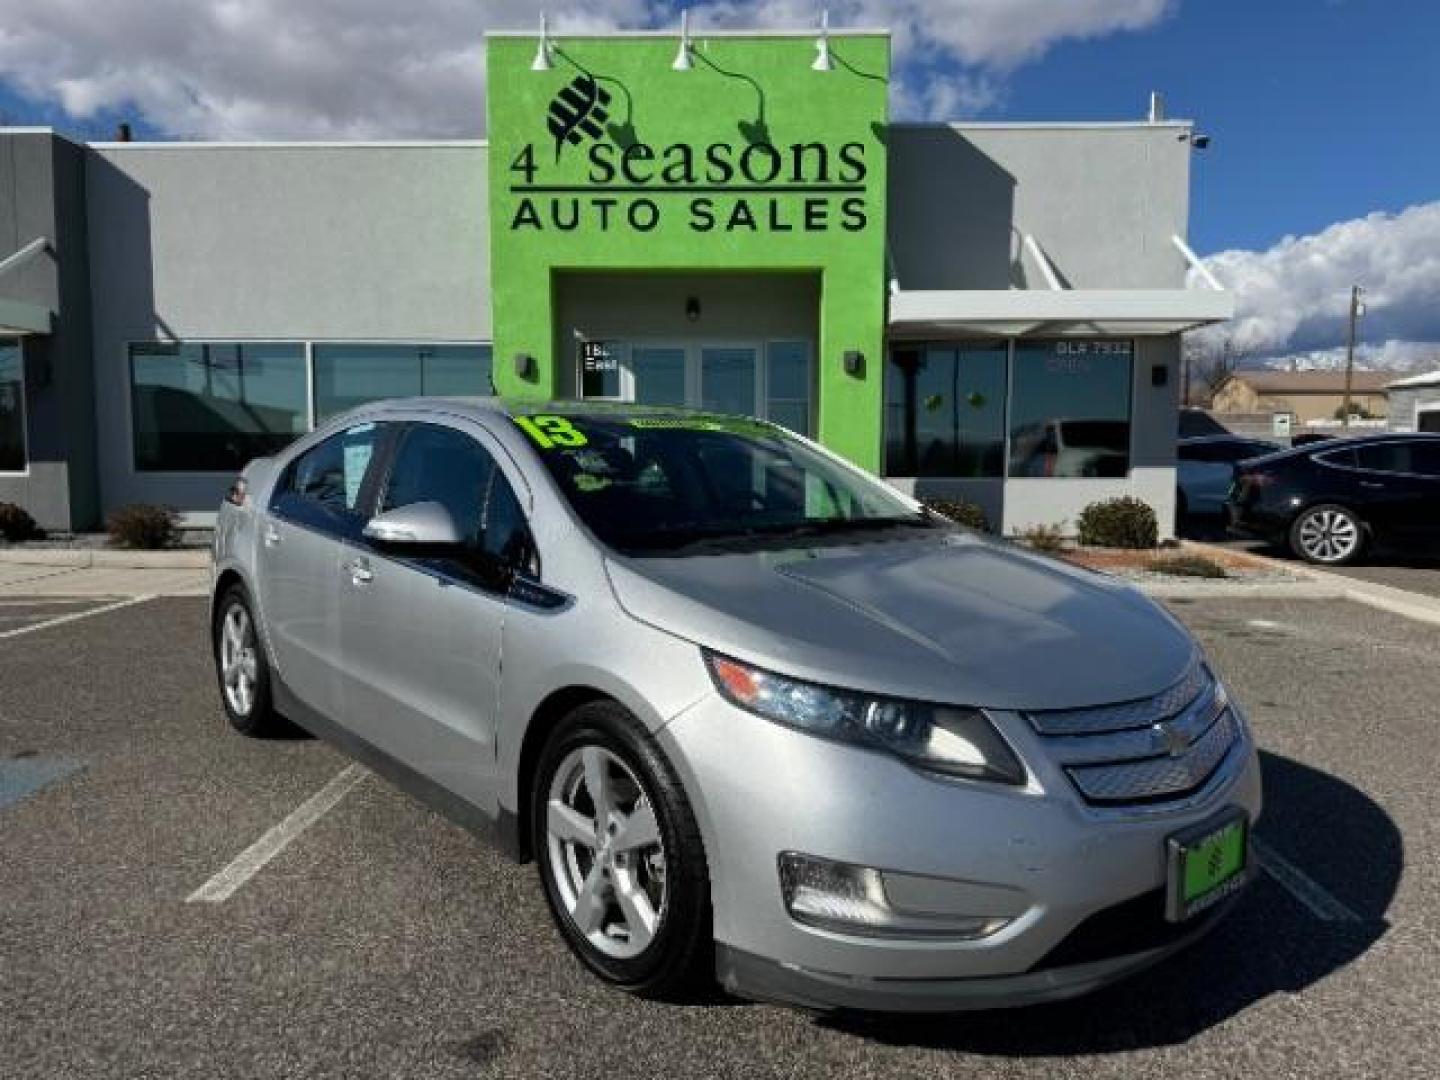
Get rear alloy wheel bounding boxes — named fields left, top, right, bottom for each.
left=532, top=701, right=711, bottom=999
left=212, top=585, right=284, bottom=736
left=1290, top=504, right=1365, bottom=565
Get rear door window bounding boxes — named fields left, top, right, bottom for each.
left=1408, top=442, right=1440, bottom=478
left=271, top=423, right=385, bottom=537
left=1356, top=442, right=1422, bottom=474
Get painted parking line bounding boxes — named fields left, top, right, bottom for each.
left=1253, top=835, right=1361, bottom=923
left=186, top=763, right=370, bottom=904
left=0, top=594, right=155, bottom=640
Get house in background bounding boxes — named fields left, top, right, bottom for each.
left=1386, top=369, right=1440, bottom=433
left=1211, top=370, right=1390, bottom=424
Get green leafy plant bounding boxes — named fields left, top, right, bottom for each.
left=920, top=497, right=990, bottom=532
left=1018, top=521, right=1067, bottom=553
left=1148, top=554, right=1227, bottom=579
left=1076, top=497, right=1159, bottom=550
left=0, top=501, right=40, bottom=543
left=106, top=503, right=181, bottom=550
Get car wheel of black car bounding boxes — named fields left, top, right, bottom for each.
left=1289, top=503, right=1366, bottom=565
left=532, top=700, right=713, bottom=1001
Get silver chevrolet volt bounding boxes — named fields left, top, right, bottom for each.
left=210, top=398, right=1262, bottom=1011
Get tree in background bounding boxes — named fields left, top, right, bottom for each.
left=1182, top=335, right=1251, bottom=407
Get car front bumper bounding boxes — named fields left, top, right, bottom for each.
left=658, top=693, right=1264, bottom=1012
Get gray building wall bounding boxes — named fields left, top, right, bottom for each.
left=0, top=131, right=97, bottom=531
left=884, top=123, right=1196, bottom=537
left=86, top=141, right=490, bottom=518
left=887, top=122, right=1194, bottom=292
left=1386, top=385, right=1440, bottom=432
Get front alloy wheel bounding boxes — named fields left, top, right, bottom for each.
left=546, top=746, right=667, bottom=959
left=1291, top=504, right=1365, bottom=565
left=532, top=701, right=711, bottom=999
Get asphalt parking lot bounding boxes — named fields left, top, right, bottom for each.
left=1, top=594, right=1436, bottom=1078
left=1182, top=515, right=1440, bottom=599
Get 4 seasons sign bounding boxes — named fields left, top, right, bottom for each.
left=485, top=32, right=890, bottom=469
left=508, top=73, right=872, bottom=235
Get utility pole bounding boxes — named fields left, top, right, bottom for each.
left=1342, top=284, right=1365, bottom=429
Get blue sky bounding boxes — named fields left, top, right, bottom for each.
left=0, top=0, right=1435, bottom=366
left=991, top=0, right=1440, bottom=255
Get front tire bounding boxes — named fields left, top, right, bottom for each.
left=532, top=700, right=712, bottom=1000
left=212, top=585, right=284, bottom=736
left=1289, top=503, right=1366, bottom=565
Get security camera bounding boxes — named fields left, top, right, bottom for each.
left=1190, top=133, right=1211, bottom=150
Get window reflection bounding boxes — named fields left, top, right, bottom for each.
left=130, top=343, right=307, bottom=472
left=0, top=339, right=24, bottom=472
left=313, top=344, right=493, bottom=420
left=1009, top=340, right=1132, bottom=478
left=884, top=342, right=1007, bottom=477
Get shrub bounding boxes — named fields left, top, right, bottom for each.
left=0, top=501, right=40, bottom=543
left=1077, top=497, right=1159, bottom=550
left=1018, top=521, right=1067, bottom=553
left=1148, top=554, right=1227, bottom=579
left=107, top=503, right=181, bottom=550
left=920, top=497, right=990, bottom=532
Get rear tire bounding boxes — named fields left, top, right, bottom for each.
left=1289, top=503, right=1366, bottom=565
left=532, top=700, right=713, bottom=1001
left=212, top=585, right=285, bottom=736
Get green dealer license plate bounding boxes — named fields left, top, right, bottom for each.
left=1165, top=810, right=1250, bottom=922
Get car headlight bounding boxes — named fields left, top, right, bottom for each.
left=704, top=651, right=1025, bottom=785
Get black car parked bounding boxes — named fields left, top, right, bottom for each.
left=1227, top=434, right=1440, bottom=565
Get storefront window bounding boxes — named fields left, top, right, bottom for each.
left=1008, top=339, right=1132, bottom=478
left=313, top=344, right=494, bottom=420
left=0, top=339, right=24, bottom=472
left=884, top=342, right=1007, bottom=477
left=130, top=343, right=307, bottom=472
left=765, top=341, right=812, bottom=437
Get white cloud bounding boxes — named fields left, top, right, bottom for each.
left=1191, top=202, right=1440, bottom=370
left=1256, top=340, right=1440, bottom=375
left=0, top=0, right=1174, bottom=137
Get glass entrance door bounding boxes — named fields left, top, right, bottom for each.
left=630, top=346, right=688, bottom=407
left=699, top=346, right=758, bottom=417
left=578, top=339, right=812, bottom=436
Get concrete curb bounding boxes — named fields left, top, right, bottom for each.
left=0, top=548, right=209, bottom=570
left=1182, top=540, right=1440, bottom=628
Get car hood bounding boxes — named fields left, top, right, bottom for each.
left=604, top=531, right=1197, bottom=711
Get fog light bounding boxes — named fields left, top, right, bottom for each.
left=778, top=853, right=1011, bottom=940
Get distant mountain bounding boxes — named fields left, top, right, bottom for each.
left=1243, top=341, right=1440, bottom=376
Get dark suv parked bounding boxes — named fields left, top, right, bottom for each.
left=1227, top=434, right=1440, bottom=564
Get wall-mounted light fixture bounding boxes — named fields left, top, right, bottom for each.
left=685, top=296, right=701, bottom=322
left=531, top=13, right=554, bottom=71
left=514, top=352, right=537, bottom=380
left=842, top=349, right=863, bottom=377
left=673, top=10, right=694, bottom=71
left=812, top=10, right=834, bottom=72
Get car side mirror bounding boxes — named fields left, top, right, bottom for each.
left=363, top=502, right=464, bottom=548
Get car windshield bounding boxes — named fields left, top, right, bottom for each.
left=512, top=411, right=939, bottom=555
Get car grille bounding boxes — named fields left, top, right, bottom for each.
left=1023, top=659, right=1243, bottom=807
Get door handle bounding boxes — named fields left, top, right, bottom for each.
left=346, top=557, right=374, bottom=585
left=263, top=522, right=281, bottom=547
left=1359, top=481, right=1385, bottom=489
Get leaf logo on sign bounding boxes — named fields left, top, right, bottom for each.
left=546, top=75, right=612, bottom=160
